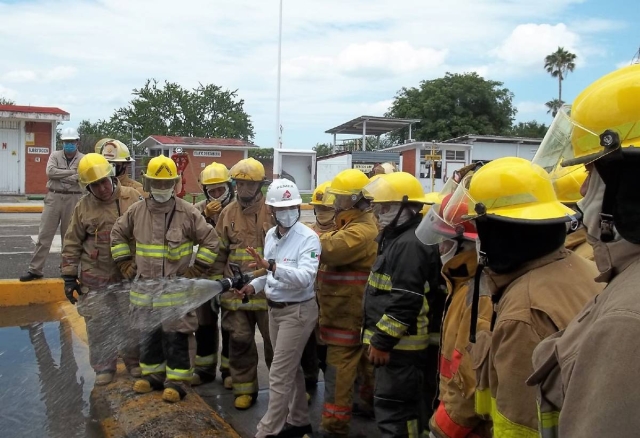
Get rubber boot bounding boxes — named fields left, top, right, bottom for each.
left=234, top=392, right=257, bottom=410
left=163, top=381, right=188, bottom=403
left=133, top=373, right=164, bottom=394
left=95, top=371, right=115, bottom=386
left=191, top=366, right=216, bottom=386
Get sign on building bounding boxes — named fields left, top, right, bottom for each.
left=193, top=150, right=222, bottom=158
left=353, top=163, right=374, bottom=172
left=27, top=147, right=49, bottom=154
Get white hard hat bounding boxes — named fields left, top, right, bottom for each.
left=265, top=178, right=302, bottom=207
left=60, top=127, right=80, bottom=141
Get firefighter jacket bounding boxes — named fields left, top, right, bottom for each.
left=564, top=227, right=594, bottom=261
left=429, top=250, right=492, bottom=438
left=46, top=150, right=84, bottom=193
left=362, top=215, right=440, bottom=352
left=317, top=209, right=378, bottom=346
left=212, top=196, right=275, bottom=310
left=470, top=249, right=602, bottom=438
left=309, top=221, right=336, bottom=236
left=110, top=196, right=219, bottom=286
left=117, top=174, right=145, bottom=197
left=61, top=182, right=142, bottom=289
left=528, top=241, right=640, bottom=438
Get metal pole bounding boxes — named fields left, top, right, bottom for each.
left=409, top=123, right=412, bottom=142
left=362, top=120, right=367, bottom=151
left=130, top=125, right=136, bottom=179
left=276, top=0, right=283, bottom=151
left=431, top=141, right=436, bottom=192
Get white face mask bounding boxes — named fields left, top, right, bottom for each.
left=378, top=204, right=413, bottom=228
left=275, top=209, right=299, bottom=228
left=151, top=188, right=174, bottom=203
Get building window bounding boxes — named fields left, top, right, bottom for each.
left=445, top=150, right=466, bottom=160
left=150, top=149, right=161, bottom=157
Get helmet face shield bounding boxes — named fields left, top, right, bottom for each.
left=328, top=193, right=361, bottom=211
left=532, top=106, right=604, bottom=171
left=149, top=178, right=177, bottom=191
left=78, top=162, right=114, bottom=187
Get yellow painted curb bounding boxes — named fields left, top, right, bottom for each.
left=0, top=279, right=65, bottom=306
left=0, top=205, right=44, bottom=213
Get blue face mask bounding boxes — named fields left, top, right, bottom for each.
left=63, top=142, right=77, bottom=153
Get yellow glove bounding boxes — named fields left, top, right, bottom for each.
left=184, top=263, right=207, bottom=279
left=117, top=259, right=136, bottom=280
left=204, top=200, right=222, bottom=218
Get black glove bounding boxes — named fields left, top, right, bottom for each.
left=62, top=275, right=83, bottom=305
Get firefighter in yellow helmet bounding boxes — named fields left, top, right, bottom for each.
left=299, top=181, right=337, bottom=393
left=360, top=172, right=441, bottom=437
left=94, top=137, right=114, bottom=154
left=548, top=164, right=594, bottom=261
left=100, top=139, right=145, bottom=196
left=529, top=64, right=640, bottom=437
left=110, top=154, right=219, bottom=403
left=211, top=157, right=275, bottom=409
left=61, top=153, right=142, bottom=386
left=191, top=162, right=235, bottom=386
left=416, top=164, right=493, bottom=438
left=442, top=157, right=602, bottom=437
left=317, top=169, right=378, bottom=436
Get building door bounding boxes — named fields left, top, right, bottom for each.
left=0, top=121, right=21, bottom=194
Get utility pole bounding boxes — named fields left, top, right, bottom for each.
left=423, top=140, right=441, bottom=192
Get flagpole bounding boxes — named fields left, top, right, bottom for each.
left=276, top=0, right=283, bottom=150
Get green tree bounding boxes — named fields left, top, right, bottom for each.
left=544, top=47, right=577, bottom=103
left=509, top=120, right=548, bottom=138
left=386, top=72, right=516, bottom=143
left=109, top=79, right=254, bottom=151
left=0, top=97, right=15, bottom=105
left=248, top=147, right=273, bottom=160
left=313, top=143, right=333, bottom=157
left=76, top=119, right=130, bottom=154
left=545, top=99, right=564, bottom=118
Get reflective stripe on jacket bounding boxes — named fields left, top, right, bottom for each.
left=362, top=215, right=441, bottom=352
left=317, top=209, right=378, bottom=345
left=469, top=250, right=602, bottom=437
left=61, top=182, right=141, bottom=288
left=429, top=250, right=493, bottom=438
left=212, top=196, right=274, bottom=311
left=110, top=196, right=219, bottom=282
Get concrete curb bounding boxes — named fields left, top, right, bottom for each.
left=0, top=279, right=65, bottom=306
left=0, top=205, right=44, bottom=213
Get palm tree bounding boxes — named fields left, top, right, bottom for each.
left=544, top=47, right=577, bottom=103
left=545, top=99, right=564, bottom=117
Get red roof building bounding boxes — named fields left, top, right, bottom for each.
left=0, top=105, right=71, bottom=194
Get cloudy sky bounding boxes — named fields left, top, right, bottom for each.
left=0, top=0, right=637, bottom=149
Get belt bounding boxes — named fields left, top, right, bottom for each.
left=267, top=298, right=312, bottom=309
left=48, top=188, right=82, bottom=195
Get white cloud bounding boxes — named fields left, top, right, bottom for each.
left=0, top=85, right=18, bottom=101
left=43, top=66, right=77, bottom=82
left=0, top=0, right=620, bottom=147
left=491, top=23, right=582, bottom=69
left=2, top=70, right=37, bottom=83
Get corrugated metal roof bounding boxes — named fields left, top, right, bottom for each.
left=0, top=105, right=69, bottom=115
left=150, top=135, right=256, bottom=147
left=317, top=150, right=400, bottom=163
left=325, top=115, right=420, bottom=135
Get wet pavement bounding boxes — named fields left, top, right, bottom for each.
left=0, top=304, right=102, bottom=438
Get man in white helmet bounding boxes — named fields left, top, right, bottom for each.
left=21, top=127, right=85, bottom=282
left=240, top=178, right=321, bottom=438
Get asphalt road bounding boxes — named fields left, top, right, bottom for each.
left=0, top=213, right=62, bottom=280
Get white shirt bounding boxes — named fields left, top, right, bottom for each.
left=250, top=221, right=321, bottom=303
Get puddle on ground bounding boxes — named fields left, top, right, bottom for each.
left=0, top=305, right=103, bottom=438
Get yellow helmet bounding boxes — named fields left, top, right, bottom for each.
left=423, top=191, right=442, bottom=205
left=229, top=157, right=265, bottom=182
left=77, top=153, right=114, bottom=186
left=444, top=157, right=574, bottom=224
left=533, top=64, right=640, bottom=170
left=94, top=138, right=114, bottom=154
left=100, top=139, right=132, bottom=162
left=327, top=169, right=370, bottom=196
left=363, top=172, right=429, bottom=204
left=200, top=162, right=230, bottom=185
left=550, top=164, right=587, bottom=204
left=145, top=155, right=179, bottom=181
left=310, top=181, right=331, bottom=205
